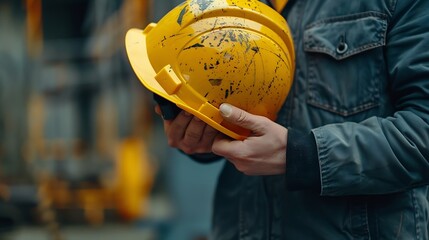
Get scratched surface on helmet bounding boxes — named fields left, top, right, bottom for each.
left=177, top=25, right=292, bottom=118
left=148, top=0, right=293, bottom=119
left=178, top=0, right=263, bottom=26
left=188, top=0, right=229, bottom=16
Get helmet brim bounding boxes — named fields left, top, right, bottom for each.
left=125, top=28, right=248, bottom=140
left=125, top=27, right=178, bottom=104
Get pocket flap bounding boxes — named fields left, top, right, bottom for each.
left=304, top=12, right=387, bottom=60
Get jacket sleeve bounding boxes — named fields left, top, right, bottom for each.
left=312, top=0, right=429, bottom=196
left=286, top=129, right=320, bottom=192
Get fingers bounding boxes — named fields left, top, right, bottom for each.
left=219, top=103, right=266, bottom=135
left=180, top=117, right=219, bottom=153
left=212, top=122, right=288, bottom=176
left=167, top=111, right=194, bottom=145
left=199, top=125, right=219, bottom=150
left=155, top=107, right=219, bottom=154
left=182, top=117, right=206, bottom=149
left=212, top=134, right=244, bottom=159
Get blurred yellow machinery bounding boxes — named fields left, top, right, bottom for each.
left=2, top=1, right=221, bottom=239
left=34, top=137, right=155, bottom=226
left=23, top=0, right=156, bottom=229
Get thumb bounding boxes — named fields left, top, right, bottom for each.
left=219, top=103, right=265, bottom=135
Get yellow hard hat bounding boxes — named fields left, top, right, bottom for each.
left=125, top=0, right=295, bottom=140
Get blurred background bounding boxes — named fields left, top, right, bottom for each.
left=0, top=0, right=224, bottom=239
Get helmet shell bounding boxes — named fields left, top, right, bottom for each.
left=125, top=0, right=295, bottom=139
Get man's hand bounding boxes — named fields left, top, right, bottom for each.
left=212, top=103, right=288, bottom=176
left=155, top=105, right=218, bottom=154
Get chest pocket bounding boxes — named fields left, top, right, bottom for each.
left=304, top=12, right=388, bottom=117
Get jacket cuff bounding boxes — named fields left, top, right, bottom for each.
left=286, top=128, right=321, bottom=192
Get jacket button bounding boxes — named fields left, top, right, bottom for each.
left=336, top=42, right=348, bottom=54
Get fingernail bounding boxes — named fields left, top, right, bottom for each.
left=219, top=103, right=232, bottom=117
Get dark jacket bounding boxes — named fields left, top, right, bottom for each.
left=199, top=0, right=429, bottom=239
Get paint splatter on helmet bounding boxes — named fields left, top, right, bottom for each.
left=125, top=0, right=295, bottom=139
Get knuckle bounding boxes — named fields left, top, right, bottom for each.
left=185, top=130, right=201, bottom=141
left=181, top=141, right=197, bottom=154
left=236, top=111, right=247, bottom=123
